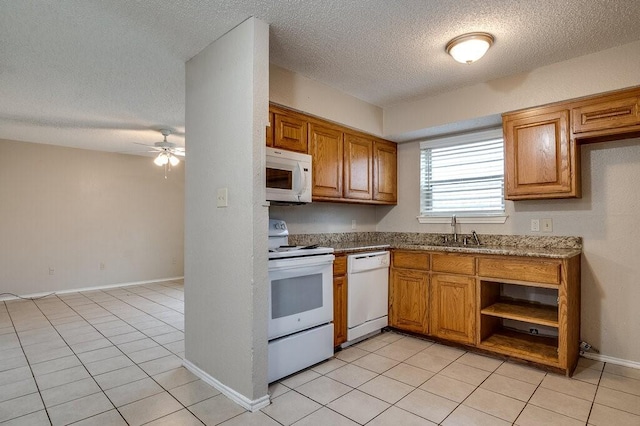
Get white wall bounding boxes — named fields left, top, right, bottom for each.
left=184, top=18, right=269, bottom=403
left=0, top=139, right=184, bottom=296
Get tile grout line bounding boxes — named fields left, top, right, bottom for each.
left=53, top=289, right=194, bottom=425
left=585, top=362, right=605, bottom=424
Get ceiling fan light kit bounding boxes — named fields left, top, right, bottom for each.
left=446, top=32, right=494, bottom=64
left=141, top=129, right=185, bottom=178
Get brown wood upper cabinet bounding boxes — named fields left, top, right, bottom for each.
left=572, top=92, right=640, bottom=135
left=273, top=112, right=308, bottom=153
left=308, top=123, right=344, bottom=199
left=503, top=86, right=640, bottom=200
left=344, top=133, right=373, bottom=200
left=373, top=140, right=398, bottom=203
left=503, top=108, right=579, bottom=200
left=266, top=111, right=274, bottom=147
left=269, top=103, right=397, bottom=205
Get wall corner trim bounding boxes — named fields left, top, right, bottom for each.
left=183, top=359, right=270, bottom=412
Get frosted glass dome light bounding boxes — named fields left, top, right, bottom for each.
left=154, top=152, right=169, bottom=166
left=446, top=32, right=494, bottom=64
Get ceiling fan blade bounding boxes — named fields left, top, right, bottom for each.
left=172, top=151, right=185, bottom=157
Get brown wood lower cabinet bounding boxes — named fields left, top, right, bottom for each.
left=389, top=268, right=429, bottom=334
left=387, top=249, right=581, bottom=376
left=430, top=274, right=475, bottom=344
left=333, top=255, right=348, bottom=347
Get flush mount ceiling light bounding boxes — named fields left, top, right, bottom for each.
left=446, top=32, right=494, bottom=64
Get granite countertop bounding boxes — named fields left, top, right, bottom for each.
left=388, top=243, right=581, bottom=259
left=289, top=232, right=582, bottom=259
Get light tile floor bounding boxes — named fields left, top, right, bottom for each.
left=1, top=281, right=640, bottom=425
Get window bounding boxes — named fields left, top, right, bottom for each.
left=419, top=128, right=506, bottom=223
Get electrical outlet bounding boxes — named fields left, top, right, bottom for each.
left=171, top=257, right=177, bottom=265
left=100, top=262, right=105, bottom=270
left=541, top=218, right=553, bottom=232
left=217, top=188, right=228, bottom=208
left=351, top=219, right=357, bottom=230
left=48, top=267, right=54, bottom=275
left=530, top=219, right=540, bottom=232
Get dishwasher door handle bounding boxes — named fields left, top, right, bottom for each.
left=348, top=251, right=390, bottom=273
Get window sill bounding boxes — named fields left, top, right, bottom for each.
left=417, top=215, right=508, bottom=224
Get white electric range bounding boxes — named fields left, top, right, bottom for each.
left=267, top=219, right=335, bottom=383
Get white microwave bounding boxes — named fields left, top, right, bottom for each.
left=266, top=147, right=312, bottom=203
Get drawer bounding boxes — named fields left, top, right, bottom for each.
left=392, top=251, right=429, bottom=270
left=333, top=255, right=347, bottom=276
left=572, top=95, right=640, bottom=134
left=431, top=253, right=475, bottom=275
left=478, top=257, right=560, bottom=285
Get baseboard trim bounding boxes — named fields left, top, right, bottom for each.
left=581, top=352, right=640, bottom=370
left=0, top=276, right=184, bottom=301
left=182, top=359, right=270, bottom=412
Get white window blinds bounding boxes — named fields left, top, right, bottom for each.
left=420, top=129, right=505, bottom=216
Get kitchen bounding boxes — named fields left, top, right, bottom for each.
left=2, top=2, right=640, bottom=424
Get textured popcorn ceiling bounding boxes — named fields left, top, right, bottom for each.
left=2, top=0, right=640, bottom=151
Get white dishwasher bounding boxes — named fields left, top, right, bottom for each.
left=347, top=251, right=390, bottom=343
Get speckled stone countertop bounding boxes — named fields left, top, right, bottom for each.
left=288, top=232, right=582, bottom=259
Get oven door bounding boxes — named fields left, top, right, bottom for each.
left=268, top=254, right=334, bottom=340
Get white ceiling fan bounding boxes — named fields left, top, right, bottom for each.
left=136, top=129, right=185, bottom=178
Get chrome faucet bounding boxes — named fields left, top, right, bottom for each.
left=472, top=230, right=481, bottom=245
left=451, top=215, right=457, bottom=243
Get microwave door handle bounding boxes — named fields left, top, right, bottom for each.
left=297, top=162, right=308, bottom=201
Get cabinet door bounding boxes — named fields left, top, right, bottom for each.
left=373, top=140, right=397, bottom=203
left=430, top=274, right=475, bottom=344
left=274, top=113, right=308, bottom=153
left=266, top=111, right=274, bottom=147
left=389, top=268, right=429, bottom=334
left=504, top=109, right=579, bottom=199
left=308, top=123, right=343, bottom=199
left=333, top=274, right=347, bottom=347
left=344, top=133, right=373, bottom=200
left=572, top=95, right=640, bottom=134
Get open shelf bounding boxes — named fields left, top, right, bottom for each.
left=481, top=299, right=558, bottom=328
left=479, top=328, right=559, bottom=364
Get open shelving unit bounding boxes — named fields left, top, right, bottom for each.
left=478, top=279, right=562, bottom=366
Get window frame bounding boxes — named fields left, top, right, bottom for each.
left=417, top=128, right=508, bottom=224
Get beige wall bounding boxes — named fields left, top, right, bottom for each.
left=268, top=63, right=385, bottom=230
left=385, top=39, right=640, bottom=141
left=270, top=64, right=384, bottom=136
left=184, top=17, right=269, bottom=403
left=377, top=137, right=640, bottom=363
left=0, top=139, right=184, bottom=296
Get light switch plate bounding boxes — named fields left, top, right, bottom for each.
left=541, top=218, right=553, bottom=232
left=217, top=188, right=228, bottom=208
